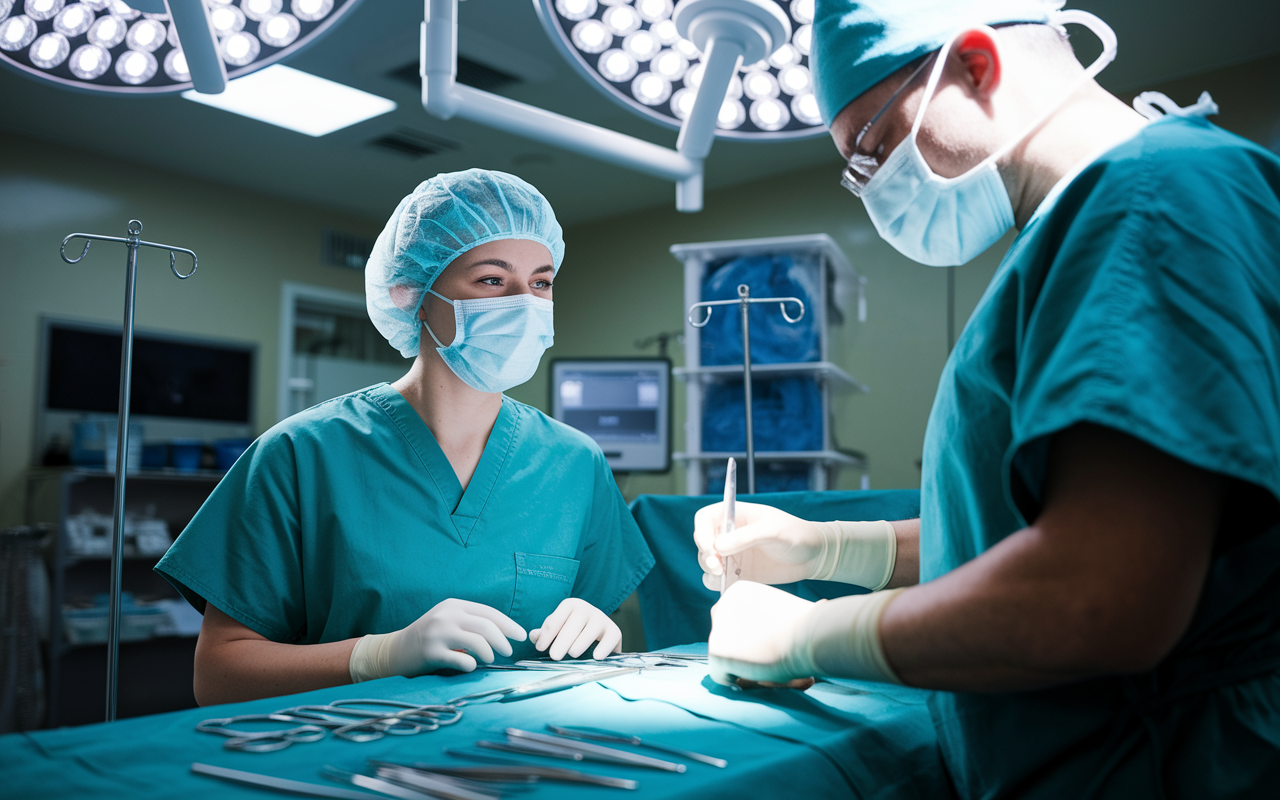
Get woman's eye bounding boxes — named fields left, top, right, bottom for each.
left=535, top=280, right=553, bottom=290
left=479, top=277, right=502, bottom=286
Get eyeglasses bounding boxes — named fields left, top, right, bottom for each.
left=840, top=54, right=936, bottom=197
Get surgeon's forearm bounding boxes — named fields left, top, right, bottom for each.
left=885, top=518, right=919, bottom=588
left=193, top=605, right=357, bottom=705
left=873, top=425, right=1220, bottom=692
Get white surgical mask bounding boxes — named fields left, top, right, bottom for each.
left=423, top=289, right=554, bottom=394
left=860, top=9, right=1117, bottom=267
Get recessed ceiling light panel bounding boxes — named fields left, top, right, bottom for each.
left=181, top=63, right=395, bottom=136
left=534, top=0, right=825, bottom=139
left=0, top=0, right=360, bottom=94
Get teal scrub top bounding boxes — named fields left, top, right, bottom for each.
left=920, top=115, right=1280, bottom=798
left=155, top=384, right=654, bottom=661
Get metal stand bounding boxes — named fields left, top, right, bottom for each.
left=59, top=220, right=197, bottom=722
left=687, top=284, right=804, bottom=494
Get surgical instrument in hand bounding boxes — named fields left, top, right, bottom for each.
left=721, top=456, right=740, bottom=594
left=376, top=760, right=639, bottom=790
left=191, top=763, right=385, bottom=800
left=506, top=728, right=687, bottom=772
left=546, top=725, right=728, bottom=768
left=195, top=715, right=329, bottom=753
left=446, top=665, right=639, bottom=706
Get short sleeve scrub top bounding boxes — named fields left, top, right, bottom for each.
left=920, top=115, right=1280, bottom=798
left=155, top=383, right=655, bottom=661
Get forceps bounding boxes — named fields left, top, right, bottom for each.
left=447, top=666, right=640, bottom=706
left=279, top=700, right=463, bottom=742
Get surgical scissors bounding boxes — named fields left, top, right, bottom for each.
left=196, top=699, right=463, bottom=752
left=195, top=714, right=329, bottom=753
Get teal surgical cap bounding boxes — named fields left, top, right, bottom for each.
left=812, top=0, right=1057, bottom=126
left=366, top=168, right=565, bottom=358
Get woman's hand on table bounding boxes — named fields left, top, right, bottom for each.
left=350, top=598, right=527, bottom=681
left=530, top=598, right=623, bottom=660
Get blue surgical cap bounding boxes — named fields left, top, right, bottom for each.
left=812, top=0, right=1056, bottom=126
left=366, top=168, right=565, bottom=358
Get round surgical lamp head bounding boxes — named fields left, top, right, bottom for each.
left=0, top=0, right=361, bottom=94
left=534, top=0, right=826, bottom=140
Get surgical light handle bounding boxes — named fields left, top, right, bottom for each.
left=687, top=285, right=804, bottom=493
left=59, top=220, right=198, bottom=723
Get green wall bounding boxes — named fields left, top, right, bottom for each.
left=0, top=131, right=381, bottom=526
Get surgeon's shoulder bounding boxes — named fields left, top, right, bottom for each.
left=504, top=397, right=608, bottom=463
left=1112, top=115, right=1280, bottom=197
left=254, top=383, right=400, bottom=451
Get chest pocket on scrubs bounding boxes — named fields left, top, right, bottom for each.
left=510, top=552, right=580, bottom=636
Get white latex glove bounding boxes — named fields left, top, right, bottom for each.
left=708, top=581, right=904, bottom=687
left=530, top=598, right=622, bottom=661
left=707, top=581, right=820, bottom=685
left=349, top=598, right=526, bottom=682
left=693, top=500, right=896, bottom=591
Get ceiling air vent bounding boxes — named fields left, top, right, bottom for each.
left=389, top=55, right=521, bottom=94
left=368, top=128, right=459, bottom=159
left=322, top=228, right=377, bottom=270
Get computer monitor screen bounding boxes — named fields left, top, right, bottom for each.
left=550, top=359, right=670, bottom=472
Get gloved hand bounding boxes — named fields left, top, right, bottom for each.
left=349, top=598, right=526, bottom=682
left=530, top=598, right=622, bottom=661
left=693, top=501, right=897, bottom=591
left=708, top=581, right=904, bottom=687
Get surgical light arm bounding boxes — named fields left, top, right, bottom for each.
left=420, top=0, right=788, bottom=212
left=127, top=0, right=227, bottom=93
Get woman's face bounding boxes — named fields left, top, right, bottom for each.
left=419, top=238, right=555, bottom=347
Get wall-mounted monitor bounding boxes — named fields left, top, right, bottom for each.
left=550, top=358, right=670, bottom=473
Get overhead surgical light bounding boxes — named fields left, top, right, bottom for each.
left=0, top=0, right=359, bottom=94
left=419, top=0, right=824, bottom=213
left=536, top=0, right=823, bottom=140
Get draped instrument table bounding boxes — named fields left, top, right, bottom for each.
left=0, top=646, right=947, bottom=800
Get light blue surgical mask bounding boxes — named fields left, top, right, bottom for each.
left=423, top=289, right=554, bottom=394
left=859, top=10, right=1117, bottom=267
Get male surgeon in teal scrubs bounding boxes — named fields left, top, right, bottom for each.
left=694, top=1, right=1280, bottom=796
left=157, top=170, right=653, bottom=705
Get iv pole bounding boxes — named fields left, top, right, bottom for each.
left=59, top=220, right=198, bottom=722
left=688, top=284, right=804, bottom=494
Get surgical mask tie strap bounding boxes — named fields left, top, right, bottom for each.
left=1133, top=90, right=1219, bottom=121
left=422, top=288, right=455, bottom=349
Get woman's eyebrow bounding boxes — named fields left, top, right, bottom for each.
left=468, top=258, right=515, bottom=272
left=532, top=265, right=554, bottom=275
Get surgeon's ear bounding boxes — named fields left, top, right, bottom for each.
left=952, top=27, right=1001, bottom=99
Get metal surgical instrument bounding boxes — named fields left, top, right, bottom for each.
left=505, top=728, right=688, bottom=773
left=547, top=725, right=728, bottom=768
left=195, top=715, right=329, bottom=753
left=377, top=760, right=639, bottom=790
left=323, top=767, right=496, bottom=800
left=196, top=699, right=463, bottom=752
left=447, top=665, right=640, bottom=706
left=191, top=763, right=386, bottom=800
left=721, top=456, right=739, bottom=594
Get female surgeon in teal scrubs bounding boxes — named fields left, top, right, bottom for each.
left=156, top=169, right=654, bottom=705
left=694, top=1, right=1280, bottom=797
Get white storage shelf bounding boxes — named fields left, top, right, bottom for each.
left=673, top=233, right=869, bottom=495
